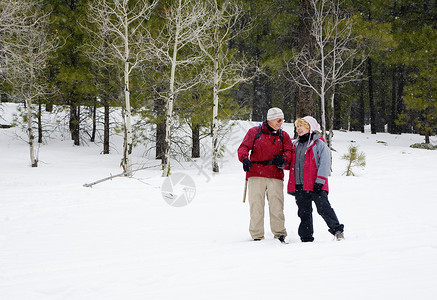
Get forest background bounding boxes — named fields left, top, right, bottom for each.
left=1, top=0, right=436, bottom=175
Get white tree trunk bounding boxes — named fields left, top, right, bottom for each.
left=123, top=13, right=133, bottom=177
left=162, top=93, right=173, bottom=177
left=320, top=44, right=327, bottom=140
left=316, top=0, right=327, bottom=140
left=26, top=66, right=37, bottom=167
left=162, top=7, right=180, bottom=177
left=211, top=53, right=220, bottom=172
left=329, top=89, right=335, bottom=147
left=162, top=94, right=174, bottom=177
left=329, top=32, right=338, bottom=148
left=26, top=76, right=37, bottom=167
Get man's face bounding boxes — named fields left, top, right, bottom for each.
left=296, top=122, right=310, bottom=136
left=268, top=118, right=284, bottom=131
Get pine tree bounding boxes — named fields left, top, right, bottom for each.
left=234, top=0, right=300, bottom=121
left=46, top=0, right=95, bottom=146
left=342, top=143, right=365, bottom=176
left=402, top=26, right=437, bottom=143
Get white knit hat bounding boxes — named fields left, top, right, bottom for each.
left=267, top=107, right=284, bottom=121
left=302, top=116, right=321, bottom=133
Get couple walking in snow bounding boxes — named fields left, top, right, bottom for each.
left=238, top=107, right=344, bottom=243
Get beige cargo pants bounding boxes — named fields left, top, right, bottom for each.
left=248, top=177, right=287, bottom=240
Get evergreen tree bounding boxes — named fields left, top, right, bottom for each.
left=342, top=143, right=366, bottom=176
left=46, top=0, right=95, bottom=146
left=390, top=0, right=437, bottom=140
left=235, top=0, right=300, bottom=121
left=347, top=0, right=395, bottom=134
left=401, top=26, right=437, bottom=143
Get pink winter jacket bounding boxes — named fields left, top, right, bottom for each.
left=287, top=134, right=330, bottom=194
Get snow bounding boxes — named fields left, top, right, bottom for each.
left=1, top=102, right=437, bottom=300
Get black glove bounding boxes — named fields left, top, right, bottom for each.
left=243, top=158, right=252, bottom=172
left=272, top=154, right=285, bottom=169
left=313, top=183, right=324, bottom=193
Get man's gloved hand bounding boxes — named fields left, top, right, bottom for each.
left=313, top=183, right=324, bottom=193
left=272, top=154, right=285, bottom=169
left=243, top=158, right=252, bottom=172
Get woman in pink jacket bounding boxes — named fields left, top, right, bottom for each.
left=288, top=116, right=344, bottom=242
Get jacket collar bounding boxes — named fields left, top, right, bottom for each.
left=293, top=132, right=321, bottom=148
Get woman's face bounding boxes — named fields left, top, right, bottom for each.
left=296, top=122, right=310, bottom=136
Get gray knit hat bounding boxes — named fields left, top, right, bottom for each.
left=267, top=107, right=284, bottom=121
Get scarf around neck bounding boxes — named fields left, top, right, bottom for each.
left=298, top=132, right=311, bottom=143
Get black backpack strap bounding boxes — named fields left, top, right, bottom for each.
left=276, top=129, right=283, bottom=147
left=252, top=124, right=284, bottom=151
left=252, top=124, right=263, bottom=149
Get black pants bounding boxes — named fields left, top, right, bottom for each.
left=295, top=189, right=344, bottom=242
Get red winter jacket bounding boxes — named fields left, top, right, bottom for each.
left=287, top=135, right=330, bottom=194
left=238, top=122, right=292, bottom=180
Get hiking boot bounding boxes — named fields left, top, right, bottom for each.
left=334, top=231, right=344, bottom=241
left=278, top=235, right=287, bottom=244
left=301, top=237, right=314, bottom=242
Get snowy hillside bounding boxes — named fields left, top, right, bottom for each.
left=1, top=103, right=437, bottom=300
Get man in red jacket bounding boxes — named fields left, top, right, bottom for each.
left=238, top=108, right=292, bottom=242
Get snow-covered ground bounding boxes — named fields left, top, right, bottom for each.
left=1, top=103, right=437, bottom=300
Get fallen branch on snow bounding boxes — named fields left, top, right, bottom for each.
left=83, top=164, right=161, bottom=188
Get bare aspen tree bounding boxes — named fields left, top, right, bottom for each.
left=1, top=0, right=32, bottom=127
left=0, top=0, right=36, bottom=81
left=0, top=0, right=36, bottom=32
left=198, top=0, right=253, bottom=173
left=149, top=0, right=212, bottom=177
left=287, top=0, right=365, bottom=146
left=85, top=0, right=158, bottom=176
left=1, top=1, right=59, bottom=167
